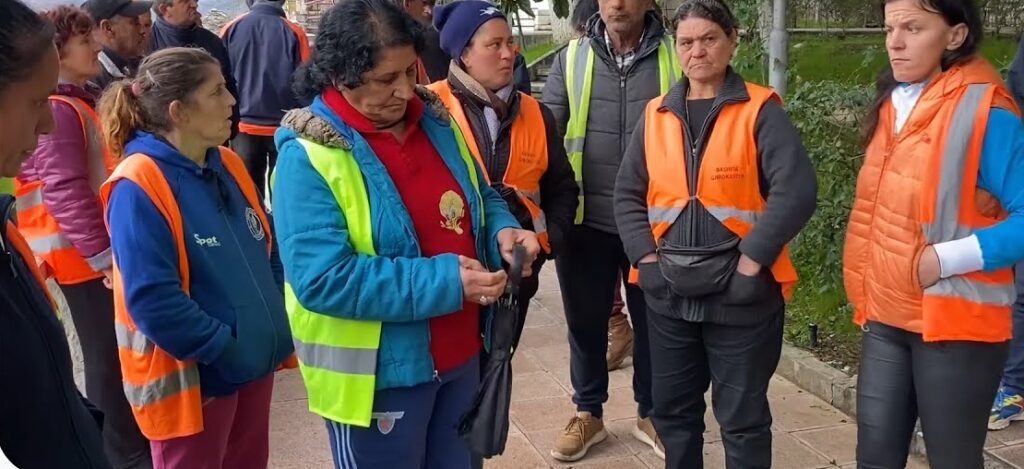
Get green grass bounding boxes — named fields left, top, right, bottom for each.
left=735, top=34, right=1019, bottom=86
left=522, top=41, right=560, bottom=65
left=0, top=178, right=11, bottom=195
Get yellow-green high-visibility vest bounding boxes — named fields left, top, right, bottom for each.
left=283, top=122, right=484, bottom=428
left=563, top=36, right=681, bottom=224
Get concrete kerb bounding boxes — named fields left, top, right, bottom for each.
left=775, top=342, right=1014, bottom=468
left=775, top=344, right=857, bottom=416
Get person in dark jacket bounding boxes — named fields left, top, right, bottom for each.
left=221, top=0, right=310, bottom=196
left=990, top=33, right=1024, bottom=433
left=84, top=0, right=152, bottom=91
left=541, top=0, right=679, bottom=460
left=429, top=0, right=578, bottom=351
left=150, top=0, right=240, bottom=139
left=0, top=1, right=112, bottom=468
left=18, top=7, right=153, bottom=469
left=615, top=2, right=816, bottom=468
left=1008, top=33, right=1024, bottom=111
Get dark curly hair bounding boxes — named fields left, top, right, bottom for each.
left=671, top=0, right=739, bottom=37
left=0, top=0, right=56, bottom=94
left=293, top=0, right=426, bottom=100
left=39, top=6, right=95, bottom=56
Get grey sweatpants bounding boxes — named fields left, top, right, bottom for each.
left=856, top=320, right=1008, bottom=469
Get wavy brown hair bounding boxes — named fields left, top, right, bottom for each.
left=39, top=6, right=95, bottom=56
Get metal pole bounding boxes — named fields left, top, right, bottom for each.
left=768, top=0, right=788, bottom=96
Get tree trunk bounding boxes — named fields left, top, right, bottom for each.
left=768, top=0, right=788, bottom=96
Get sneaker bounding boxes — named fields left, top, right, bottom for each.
left=607, top=313, right=634, bottom=371
left=633, top=416, right=665, bottom=459
left=550, top=412, right=608, bottom=462
left=990, top=387, right=1024, bottom=431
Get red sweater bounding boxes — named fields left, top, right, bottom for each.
left=323, top=88, right=481, bottom=373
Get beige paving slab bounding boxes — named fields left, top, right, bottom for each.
left=518, top=323, right=570, bottom=351
left=483, top=434, right=549, bottom=469
left=268, top=399, right=332, bottom=469
left=990, top=422, right=1024, bottom=447
left=511, top=370, right=569, bottom=403
left=791, top=424, right=858, bottom=466
left=510, top=395, right=579, bottom=433
left=770, top=392, right=852, bottom=432
left=989, top=443, right=1024, bottom=468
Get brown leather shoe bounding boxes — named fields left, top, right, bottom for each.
left=607, top=313, right=634, bottom=371
left=633, top=416, right=665, bottom=459
left=550, top=412, right=608, bottom=462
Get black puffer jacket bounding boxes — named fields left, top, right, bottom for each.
left=541, top=13, right=669, bottom=234
left=0, top=195, right=112, bottom=469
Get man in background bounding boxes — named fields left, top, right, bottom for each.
left=84, top=0, right=152, bottom=90
left=150, top=0, right=239, bottom=138
left=221, top=0, right=310, bottom=196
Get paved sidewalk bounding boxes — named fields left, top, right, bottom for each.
left=266, top=268, right=934, bottom=469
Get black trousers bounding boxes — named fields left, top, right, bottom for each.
left=856, top=321, right=1008, bottom=469
left=555, top=225, right=652, bottom=419
left=231, top=133, right=278, bottom=198
left=646, top=300, right=782, bottom=469
left=61, top=279, right=152, bottom=469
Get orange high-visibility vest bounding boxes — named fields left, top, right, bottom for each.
left=428, top=80, right=552, bottom=252
left=15, top=95, right=116, bottom=285
left=5, top=221, right=57, bottom=310
left=633, top=82, right=798, bottom=298
left=99, top=147, right=276, bottom=440
left=844, top=57, right=1020, bottom=342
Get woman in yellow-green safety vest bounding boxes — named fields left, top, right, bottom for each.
left=271, top=0, right=540, bottom=468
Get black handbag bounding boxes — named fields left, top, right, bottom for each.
left=657, top=237, right=740, bottom=298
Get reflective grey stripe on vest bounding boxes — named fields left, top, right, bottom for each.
left=568, top=40, right=592, bottom=124
left=115, top=323, right=154, bottom=354
left=648, top=204, right=759, bottom=226
left=922, top=84, right=988, bottom=243
left=27, top=232, right=73, bottom=253
left=58, top=97, right=109, bottom=192
left=122, top=365, right=200, bottom=407
left=293, top=338, right=377, bottom=375
left=919, top=83, right=1014, bottom=306
left=707, top=205, right=759, bottom=225
left=926, top=275, right=1016, bottom=306
left=648, top=206, right=683, bottom=224
left=16, top=188, right=44, bottom=211
left=565, top=137, right=585, bottom=155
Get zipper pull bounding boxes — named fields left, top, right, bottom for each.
left=619, top=75, right=626, bottom=89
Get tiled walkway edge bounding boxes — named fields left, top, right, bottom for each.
left=776, top=343, right=1015, bottom=469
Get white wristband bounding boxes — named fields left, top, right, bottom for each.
left=932, top=235, right=984, bottom=278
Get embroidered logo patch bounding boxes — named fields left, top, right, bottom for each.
left=439, top=190, right=466, bottom=235
left=246, top=207, right=265, bottom=241
left=372, top=411, right=405, bottom=435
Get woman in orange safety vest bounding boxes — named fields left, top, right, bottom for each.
left=15, top=7, right=152, bottom=467
left=614, top=1, right=817, bottom=467
left=844, top=0, right=1024, bottom=468
left=428, top=0, right=579, bottom=354
left=98, top=47, right=294, bottom=469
